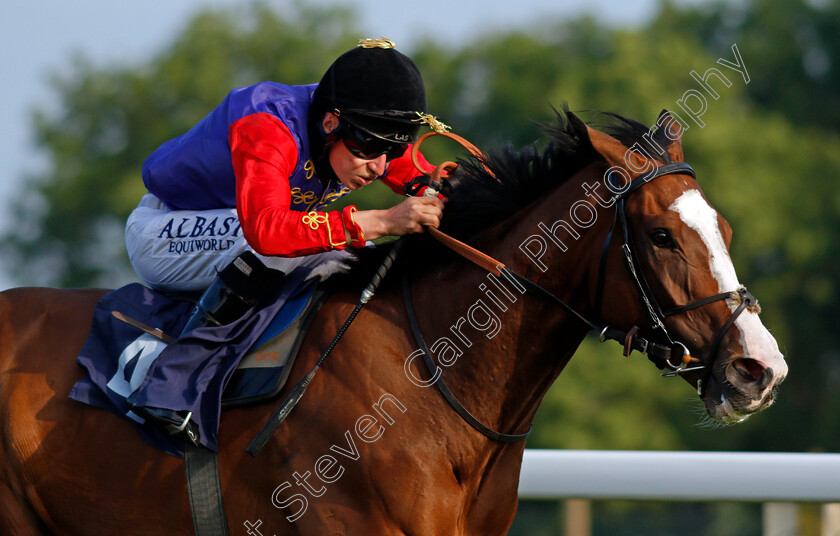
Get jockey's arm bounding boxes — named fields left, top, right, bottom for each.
left=352, top=145, right=442, bottom=240
left=352, top=197, right=443, bottom=240
left=230, top=113, right=441, bottom=256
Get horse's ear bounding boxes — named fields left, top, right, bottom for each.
left=583, top=123, right=651, bottom=171
left=583, top=123, right=624, bottom=167
left=567, top=110, right=624, bottom=165
left=656, top=109, right=685, bottom=163
left=566, top=110, right=588, bottom=138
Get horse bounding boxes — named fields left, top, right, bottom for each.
left=0, top=108, right=787, bottom=535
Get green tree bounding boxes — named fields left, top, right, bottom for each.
left=653, top=0, right=840, bottom=134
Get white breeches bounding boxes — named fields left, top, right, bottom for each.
left=125, top=194, right=351, bottom=292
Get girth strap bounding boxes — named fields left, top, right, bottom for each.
left=402, top=273, right=531, bottom=442
left=185, top=440, right=230, bottom=536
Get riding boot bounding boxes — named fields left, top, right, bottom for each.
left=180, top=250, right=283, bottom=336
left=131, top=251, right=284, bottom=443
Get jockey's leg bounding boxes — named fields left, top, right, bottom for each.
left=125, top=193, right=351, bottom=292
left=179, top=250, right=279, bottom=335
left=125, top=193, right=254, bottom=292
left=124, top=194, right=352, bottom=440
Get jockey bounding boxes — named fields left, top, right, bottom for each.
left=124, top=38, right=443, bottom=435
left=126, top=38, right=443, bottom=332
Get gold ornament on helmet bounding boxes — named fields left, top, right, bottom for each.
left=414, top=113, right=451, bottom=133
left=358, top=37, right=396, bottom=49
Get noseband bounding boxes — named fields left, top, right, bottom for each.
left=404, top=137, right=761, bottom=442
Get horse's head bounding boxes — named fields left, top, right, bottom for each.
left=582, top=110, right=787, bottom=423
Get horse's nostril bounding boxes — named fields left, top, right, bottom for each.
left=733, top=358, right=767, bottom=382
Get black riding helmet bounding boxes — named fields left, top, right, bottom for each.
left=308, top=40, right=427, bottom=180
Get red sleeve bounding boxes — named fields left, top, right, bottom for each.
left=379, top=145, right=434, bottom=196
left=230, top=113, right=348, bottom=257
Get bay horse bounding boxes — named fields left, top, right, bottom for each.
left=0, top=109, right=786, bottom=535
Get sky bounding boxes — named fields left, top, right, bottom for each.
left=0, top=0, right=667, bottom=288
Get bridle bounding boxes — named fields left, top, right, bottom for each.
left=403, top=134, right=761, bottom=442
left=591, top=162, right=760, bottom=394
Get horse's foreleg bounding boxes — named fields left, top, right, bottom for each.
left=0, top=288, right=103, bottom=536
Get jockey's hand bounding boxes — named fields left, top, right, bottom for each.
left=352, top=196, right=444, bottom=241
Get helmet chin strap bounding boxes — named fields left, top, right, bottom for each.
left=307, top=112, right=341, bottom=186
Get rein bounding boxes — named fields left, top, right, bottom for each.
left=410, top=133, right=760, bottom=408
left=247, top=241, right=404, bottom=456
left=402, top=273, right=531, bottom=442
left=250, top=130, right=760, bottom=453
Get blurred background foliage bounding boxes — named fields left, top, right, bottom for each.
left=5, top=0, right=840, bottom=533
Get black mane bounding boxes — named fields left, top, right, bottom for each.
left=341, top=107, right=674, bottom=284
left=439, top=107, right=595, bottom=241
left=432, top=107, right=674, bottom=241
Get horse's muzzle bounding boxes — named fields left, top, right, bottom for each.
left=705, top=354, right=786, bottom=422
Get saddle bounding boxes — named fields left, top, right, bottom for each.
left=70, top=268, right=331, bottom=457
left=221, top=287, right=328, bottom=407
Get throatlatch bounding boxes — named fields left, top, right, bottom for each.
left=403, top=132, right=763, bottom=400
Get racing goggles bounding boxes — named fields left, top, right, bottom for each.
left=339, top=120, right=408, bottom=161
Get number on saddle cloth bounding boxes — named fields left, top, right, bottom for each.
left=70, top=269, right=326, bottom=456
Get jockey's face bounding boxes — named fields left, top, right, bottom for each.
left=322, top=113, right=387, bottom=190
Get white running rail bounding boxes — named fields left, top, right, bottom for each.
left=519, top=449, right=840, bottom=501
left=517, top=450, right=840, bottom=536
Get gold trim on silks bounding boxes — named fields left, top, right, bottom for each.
left=326, top=218, right=347, bottom=248
left=291, top=187, right=318, bottom=206
left=358, top=37, right=395, bottom=49
left=314, top=187, right=351, bottom=210
left=414, top=113, right=451, bottom=133
left=293, top=186, right=352, bottom=212
left=304, top=160, right=315, bottom=180
left=302, top=211, right=328, bottom=230
left=348, top=206, right=365, bottom=242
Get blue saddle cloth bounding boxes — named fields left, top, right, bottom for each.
left=69, top=267, right=316, bottom=458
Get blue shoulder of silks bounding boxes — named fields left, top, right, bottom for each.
left=141, top=82, right=317, bottom=211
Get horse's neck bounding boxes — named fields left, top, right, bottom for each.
left=409, top=165, right=610, bottom=444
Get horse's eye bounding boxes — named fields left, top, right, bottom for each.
left=650, top=229, right=676, bottom=249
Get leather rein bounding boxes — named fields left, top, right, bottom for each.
left=404, top=132, right=760, bottom=442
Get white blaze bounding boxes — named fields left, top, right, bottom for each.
left=669, top=190, right=786, bottom=374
